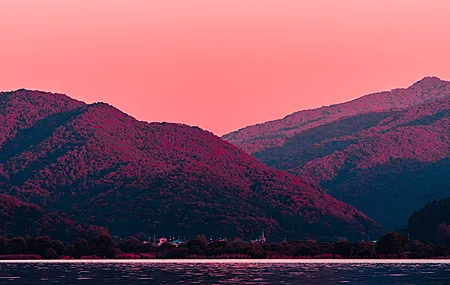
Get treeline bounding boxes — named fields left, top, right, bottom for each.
left=1, top=232, right=450, bottom=259
left=408, top=196, right=450, bottom=244
left=0, top=235, right=121, bottom=259
left=156, top=232, right=449, bottom=259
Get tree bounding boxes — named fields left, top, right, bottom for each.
left=436, top=223, right=450, bottom=245
left=334, top=241, right=353, bottom=258
left=249, top=243, right=266, bottom=258
left=159, top=242, right=176, bottom=250
left=0, top=237, right=7, bottom=254
left=187, top=239, right=206, bottom=250
left=27, top=236, right=52, bottom=256
left=196, top=235, right=208, bottom=247
left=317, top=242, right=334, bottom=255
left=351, top=241, right=376, bottom=258
left=8, top=237, right=27, bottom=254
left=294, top=244, right=315, bottom=257
left=376, top=232, right=408, bottom=256
left=90, top=235, right=116, bottom=258
left=27, top=236, right=66, bottom=257
left=130, top=232, right=148, bottom=242
left=43, top=248, right=59, bottom=259
left=73, top=238, right=90, bottom=258
left=117, top=237, right=142, bottom=253
left=50, top=240, right=67, bottom=256
left=140, top=242, right=156, bottom=253
left=163, top=248, right=189, bottom=258
left=410, top=240, right=433, bottom=258
left=434, top=244, right=450, bottom=257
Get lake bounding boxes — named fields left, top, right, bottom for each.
left=0, top=259, right=449, bottom=284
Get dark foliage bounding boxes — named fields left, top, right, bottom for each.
left=408, top=197, right=450, bottom=244
left=0, top=194, right=107, bottom=241
left=376, top=232, right=408, bottom=256
left=90, top=235, right=116, bottom=258
left=72, top=238, right=90, bottom=258
left=350, top=241, right=377, bottom=258
left=409, top=240, right=435, bottom=258
left=2, top=232, right=450, bottom=260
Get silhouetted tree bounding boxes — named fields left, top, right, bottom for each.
left=0, top=237, right=7, bottom=254
left=73, top=238, right=90, bottom=258
left=117, top=236, right=142, bottom=253
left=410, top=240, right=434, bottom=258
left=90, top=235, right=116, bottom=258
left=434, top=244, right=450, bottom=257
left=317, top=242, right=334, bottom=255
left=163, top=248, right=190, bottom=258
left=43, top=248, right=59, bottom=259
left=376, top=232, right=408, bottom=256
left=8, top=237, right=27, bottom=254
left=351, top=241, right=376, bottom=258
left=436, top=223, right=450, bottom=245
left=249, top=243, right=266, bottom=258
left=294, top=244, right=315, bottom=257
left=334, top=241, right=353, bottom=258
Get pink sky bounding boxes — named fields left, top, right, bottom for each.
left=1, top=0, right=450, bottom=135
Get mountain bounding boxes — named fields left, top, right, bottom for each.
left=223, top=77, right=450, bottom=230
left=0, top=89, right=382, bottom=241
left=0, top=194, right=106, bottom=241
left=223, top=77, right=450, bottom=154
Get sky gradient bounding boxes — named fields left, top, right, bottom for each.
left=1, top=0, right=450, bottom=135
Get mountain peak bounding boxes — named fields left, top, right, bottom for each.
left=0, top=89, right=86, bottom=107
left=224, top=77, right=450, bottom=153
left=409, top=76, right=447, bottom=89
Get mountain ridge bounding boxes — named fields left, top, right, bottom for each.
left=0, top=89, right=382, bottom=240
left=225, top=77, right=450, bottom=230
left=223, top=76, right=450, bottom=154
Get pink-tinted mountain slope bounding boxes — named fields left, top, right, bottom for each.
left=223, top=77, right=450, bottom=154
left=236, top=78, right=450, bottom=230
left=0, top=89, right=85, bottom=145
left=0, top=90, right=382, bottom=241
left=294, top=96, right=450, bottom=229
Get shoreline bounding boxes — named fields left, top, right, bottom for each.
left=1, top=259, right=450, bottom=264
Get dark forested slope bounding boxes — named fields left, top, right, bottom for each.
left=0, top=89, right=382, bottom=240
left=224, top=78, right=450, bottom=230
left=0, top=194, right=106, bottom=240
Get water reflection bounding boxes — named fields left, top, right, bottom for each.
left=0, top=261, right=449, bottom=284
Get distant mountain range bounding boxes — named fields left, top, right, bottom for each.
left=0, top=89, right=381, bottom=241
left=223, top=77, right=450, bottom=230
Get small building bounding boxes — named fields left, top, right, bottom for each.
left=171, top=239, right=185, bottom=247
left=251, top=230, right=267, bottom=244
left=158, top=237, right=168, bottom=246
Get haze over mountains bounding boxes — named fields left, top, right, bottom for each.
left=224, top=77, right=450, bottom=230
left=0, top=89, right=381, bottom=241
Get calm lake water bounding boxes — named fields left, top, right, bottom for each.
left=0, top=260, right=449, bottom=284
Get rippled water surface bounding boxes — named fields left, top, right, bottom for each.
left=1, top=260, right=450, bottom=284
